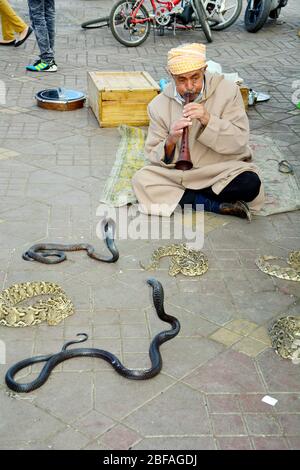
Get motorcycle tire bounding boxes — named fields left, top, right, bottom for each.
left=193, top=0, right=213, bottom=42
left=269, top=7, right=281, bottom=19
left=81, top=16, right=109, bottom=29
left=210, top=0, right=243, bottom=31
left=244, top=0, right=272, bottom=33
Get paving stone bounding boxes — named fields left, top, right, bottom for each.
left=287, top=437, right=300, bottom=449
left=211, top=414, right=247, bottom=436
left=124, top=382, right=211, bottom=436
left=277, top=414, right=300, bottom=436
left=230, top=290, right=296, bottom=324
left=168, top=291, right=237, bottom=325
left=119, top=309, right=147, bottom=324
left=1, top=340, right=34, bottom=379
left=99, top=424, right=142, bottom=450
left=0, top=322, right=36, bottom=342
left=216, top=437, right=253, bottom=450
left=93, top=278, right=152, bottom=310
left=249, top=326, right=272, bottom=346
left=72, top=410, right=115, bottom=439
left=0, top=389, right=64, bottom=441
left=121, top=323, right=149, bottom=338
left=0, top=440, right=51, bottom=450
left=245, top=270, right=277, bottom=293
left=224, top=319, right=259, bottom=336
left=231, top=337, right=268, bottom=357
left=33, top=372, right=93, bottom=422
left=46, top=427, right=90, bottom=450
left=244, top=414, right=282, bottom=436
left=184, top=350, right=265, bottom=393
left=0, top=221, right=47, bottom=249
left=251, top=436, right=289, bottom=450
left=35, top=325, right=65, bottom=342
left=157, top=337, right=225, bottom=379
left=123, top=338, right=156, bottom=354
left=0, top=201, right=48, bottom=222
left=209, top=328, right=242, bottom=347
left=207, top=394, right=241, bottom=414
left=94, top=370, right=174, bottom=420
left=271, top=394, right=300, bottom=413
left=82, top=440, right=110, bottom=450
left=133, top=436, right=216, bottom=450
left=92, top=309, right=120, bottom=325
left=238, top=394, right=278, bottom=413
left=257, top=349, right=300, bottom=392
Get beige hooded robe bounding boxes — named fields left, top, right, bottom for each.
left=132, top=72, right=264, bottom=217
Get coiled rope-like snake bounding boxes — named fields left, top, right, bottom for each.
left=22, top=218, right=119, bottom=264
left=5, top=278, right=180, bottom=393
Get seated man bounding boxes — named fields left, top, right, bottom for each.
left=132, top=43, right=264, bottom=220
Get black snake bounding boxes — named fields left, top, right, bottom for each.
left=22, top=218, right=119, bottom=264
left=5, top=278, right=180, bottom=393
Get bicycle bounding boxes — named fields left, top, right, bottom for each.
left=109, top=0, right=213, bottom=46
left=204, top=0, right=242, bottom=30
left=81, top=1, right=243, bottom=45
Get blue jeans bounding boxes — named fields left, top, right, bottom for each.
left=28, top=0, right=55, bottom=62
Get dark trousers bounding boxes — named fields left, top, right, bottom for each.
left=28, top=0, right=55, bottom=62
left=179, top=171, right=261, bottom=212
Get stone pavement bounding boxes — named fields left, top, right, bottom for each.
left=0, top=0, right=299, bottom=451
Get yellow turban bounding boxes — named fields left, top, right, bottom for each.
left=167, top=43, right=206, bottom=75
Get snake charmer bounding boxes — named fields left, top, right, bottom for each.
left=132, top=43, right=265, bottom=220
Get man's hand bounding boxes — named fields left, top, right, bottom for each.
left=164, top=117, right=192, bottom=162
left=183, top=102, right=210, bottom=127
left=167, top=117, right=193, bottom=145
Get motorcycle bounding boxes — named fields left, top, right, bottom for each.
left=244, top=0, right=289, bottom=33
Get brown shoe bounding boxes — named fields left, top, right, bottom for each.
left=219, top=200, right=252, bottom=222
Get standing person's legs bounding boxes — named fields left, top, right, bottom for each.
left=27, top=0, right=54, bottom=62
left=0, top=0, right=27, bottom=40
left=1, top=13, right=15, bottom=41
left=44, top=0, right=55, bottom=54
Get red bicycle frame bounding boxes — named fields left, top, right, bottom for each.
left=130, top=0, right=184, bottom=24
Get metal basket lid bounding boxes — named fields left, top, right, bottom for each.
left=35, top=87, right=86, bottom=104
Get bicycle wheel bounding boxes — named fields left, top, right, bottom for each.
left=205, top=0, right=242, bottom=31
left=81, top=16, right=109, bottom=29
left=193, top=0, right=213, bottom=43
left=244, top=0, right=272, bottom=33
left=109, top=0, right=151, bottom=47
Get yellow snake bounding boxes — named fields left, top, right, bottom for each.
left=0, top=282, right=74, bottom=327
left=140, top=243, right=208, bottom=277
left=269, top=315, right=300, bottom=364
left=255, top=251, right=300, bottom=282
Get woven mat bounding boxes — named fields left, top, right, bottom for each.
left=100, top=125, right=300, bottom=217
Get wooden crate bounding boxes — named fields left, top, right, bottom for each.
left=239, top=86, right=249, bottom=110
left=87, top=71, right=160, bottom=127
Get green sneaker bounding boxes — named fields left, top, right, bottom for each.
left=26, top=59, right=57, bottom=72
